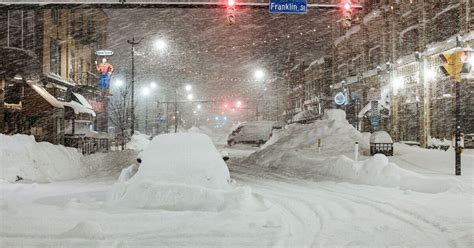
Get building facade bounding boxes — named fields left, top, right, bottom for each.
left=329, top=0, right=472, bottom=147
left=0, top=7, right=110, bottom=149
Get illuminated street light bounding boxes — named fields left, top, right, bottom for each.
left=114, top=79, right=124, bottom=87
left=142, top=87, right=150, bottom=96
left=154, top=39, right=167, bottom=50
left=187, top=93, right=194, bottom=100
left=197, top=104, right=202, bottom=109
left=185, top=84, right=192, bottom=92
left=392, top=77, right=404, bottom=91
left=150, top=81, right=157, bottom=89
left=254, top=69, right=265, bottom=80
left=425, top=68, right=436, bottom=81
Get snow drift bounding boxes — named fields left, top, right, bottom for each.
left=126, top=131, right=151, bottom=150
left=244, top=109, right=458, bottom=193
left=109, top=133, right=265, bottom=211
left=0, top=134, right=138, bottom=183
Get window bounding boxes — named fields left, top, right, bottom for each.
left=51, top=9, right=60, bottom=25
left=369, top=46, right=381, bottom=67
left=87, top=18, right=95, bottom=35
left=8, top=10, right=22, bottom=48
left=78, top=58, right=83, bottom=82
left=70, top=52, right=76, bottom=81
left=400, top=28, right=418, bottom=56
left=50, top=39, right=61, bottom=75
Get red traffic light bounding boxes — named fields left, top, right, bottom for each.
left=344, top=3, right=351, bottom=11
left=340, top=1, right=352, bottom=12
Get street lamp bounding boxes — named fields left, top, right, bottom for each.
left=154, top=39, right=167, bottom=51
left=114, top=79, right=124, bottom=87
left=254, top=69, right=265, bottom=80
left=150, top=81, right=157, bottom=89
left=185, top=84, right=192, bottom=92
left=187, top=93, right=194, bottom=101
left=392, top=77, right=404, bottom=92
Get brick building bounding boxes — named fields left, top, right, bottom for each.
left=330, top=0, right=473, bottom=147
left=0, top=7, right=110, bottom=148
left=283, top=55, right=306, bottom=122
left=303, top=56, right=333, bottom=119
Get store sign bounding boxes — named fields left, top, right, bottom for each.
left=334, top=92, right=346, bottom=105
left=95, top=50, right=114, bottom=56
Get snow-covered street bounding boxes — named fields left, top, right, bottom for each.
left=1, top=154, right=472, bottom=247
left=1, top=123, right=473, bottom=247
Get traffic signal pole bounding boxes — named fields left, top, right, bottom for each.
left=454, top=79, right=461, bottom=176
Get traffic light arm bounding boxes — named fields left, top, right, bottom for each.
left=0, top=1, right=363, bottom=9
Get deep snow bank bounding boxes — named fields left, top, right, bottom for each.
left=0, top=134, right=138, bottom=183
left=246, top=109, right=368, bottom=166
left=0, top=134, right=85, bottom=182
left=109, top=133, right=264, bottom=211
left=126, top=131, right=151, bottom=150
left=243, top=109, right=458, bottom=193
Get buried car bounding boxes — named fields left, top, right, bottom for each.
left=110, top=132, right=264, bottom=211
left=227, top=121, right=286, bottom=146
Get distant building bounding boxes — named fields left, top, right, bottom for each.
left=0, top=8, right=110, bottom=151
left=329, top=0, right=473, bottom=147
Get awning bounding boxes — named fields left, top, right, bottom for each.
left=73, top=93, right=93, bottom=110
left=28, top=82, right=96, bottom=117
left=28, top=83, right=65, bottom=109
left=64, top=101, right=96, bottom=117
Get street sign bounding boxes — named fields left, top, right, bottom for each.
left=95, top=50, right=114, bottom=56
left=269, top=0, right=307, bottom=14
left=334, top=92, right=346, bottom=105
left=371, top=115, right=380, bottom=127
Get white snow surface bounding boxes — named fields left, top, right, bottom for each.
left=109, top=133, right=263, bottom=211
left=0, top=134, right=138, bottom=183
left=0, top=131, right=473, bottom=247
left=126, top=131, right=150, bottom=150
left=244, top=109, right=459, bottom=193
left=370, top=131, right=393, bottom=143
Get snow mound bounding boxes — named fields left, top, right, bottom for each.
left=370, top=131, right=393, bottom=143
left=0, top=134, right=85, bottom=182
left=243, top=109, right=458, bottom=193
left=245, top=109, right=369, bottom=167
left=109, top=133, right=265, bottom=211
left=118, top=164, right=137, bottom=182
left=59, top=221, right=105, bottom=240
left=326, top=154, right=458, bottom=193
left=0, top=134, right=139, bottom=182
left=126, top=131, right=150, bottom=150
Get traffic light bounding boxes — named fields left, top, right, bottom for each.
left=339, top=1, right=353, bottom=28
left=439, top=50, right=472, bottom=82
left=226, top=0, right=236, bottom=25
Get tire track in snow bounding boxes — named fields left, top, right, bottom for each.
left=230, top=164, right=454, bottom=247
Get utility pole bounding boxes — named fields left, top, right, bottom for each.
left=127, top=36, right=140, bottom=136
left=174, top=85, right=178, bottom=133
left=145, top=96, right=148, bottom=135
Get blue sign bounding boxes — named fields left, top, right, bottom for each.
left=269, top=0, right=307, bottom=14
left=371, top=116, right=380, bottom=127
left=334, top=92, right=346, bottom=106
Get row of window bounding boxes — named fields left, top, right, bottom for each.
left=50, top=38, right=92, bottom=84
left=50, top=9, right=96, bottom=37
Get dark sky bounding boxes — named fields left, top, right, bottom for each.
left=106, top=7, right=338, bottom=103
